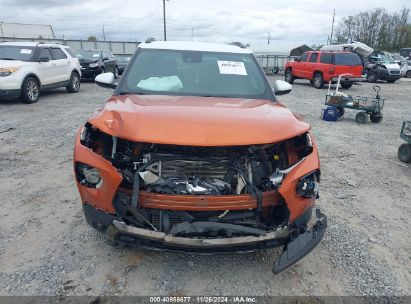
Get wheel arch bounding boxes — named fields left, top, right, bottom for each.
left=21, top=73, right=41, bottom=89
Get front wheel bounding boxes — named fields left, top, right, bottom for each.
left=285, top=69, right=295, bottom=84
left=366, top=71, right=377, bottom=83
left=355, top=111, right=367, bottom=124
left=398, top=143, right=411, bottom=163
left=407, top=71, right=411, bottom=78
left=21, top=77, right=40, bottom=104
left=341, top=81, right=353, bottom=89
left=370, top=113, right=383, bottom=123
left=66, top=72, right=80, bottom=93
left=312, top=73, right=324, bottom=89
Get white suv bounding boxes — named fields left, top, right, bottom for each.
left=0, top=42, right=82, bottom=103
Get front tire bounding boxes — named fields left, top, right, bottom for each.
left=407, top=71, right=411, bottom=78
left=312, top=73, right=324, bottom=89
left=341, top=81, right=353, bottom=89
left=366, top=71, right=377, bottom=83
left=398, top=143, right=411, bottom=163
left=370, top=113, right=383, bottom=123
left=20, top=77, right=40, bottom=104
left=66, top=72, right=80, bottom=93
left=285, top=68, right=295, bottom=84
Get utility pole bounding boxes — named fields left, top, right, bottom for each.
left=329, top=9, right=335, bottom=45
left=268, top=31, right=271, bottom=45
left=102, top=25, right=106, bottom=41
left=162, top=0, right=168, bottom=41
left=191, top=27, right=194, bottom=41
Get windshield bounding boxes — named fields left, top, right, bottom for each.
left=118, top=49, right=272, bottom=99
left=334, top=53, right=362, bottom=66
left=0, top=45, right=35, bottom=61
left=117, top=56, right=130, bottom=63
left=75, top=50, right=101, bottom=60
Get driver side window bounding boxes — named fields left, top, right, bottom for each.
left=300, top=52, right=309, bottom=62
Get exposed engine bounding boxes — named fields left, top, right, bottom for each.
left=77, top=123, right=318, bottom=236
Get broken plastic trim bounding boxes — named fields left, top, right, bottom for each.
left=272, top=209, right=327, bottom=274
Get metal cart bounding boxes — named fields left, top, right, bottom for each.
left=325, top=74, right=385, bottom=124
left=398, top=121, right=411, bottom=163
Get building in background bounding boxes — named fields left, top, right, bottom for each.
left=0, top=22, right=55, bottom=39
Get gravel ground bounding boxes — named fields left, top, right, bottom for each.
left=0, top=76, right=410, bottom=297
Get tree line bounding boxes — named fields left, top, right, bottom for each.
left=334, top=7, right=411, bottom=51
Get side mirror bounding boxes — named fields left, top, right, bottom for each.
left=273, top=80, right=292, bottom=95
left=95, top=72, right=117, bottom=89
left=294, top=57, right=300, bottom=62
left=39, top=57, right=50, bottom=62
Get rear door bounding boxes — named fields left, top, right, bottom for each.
left=293, top=52, right=309, bottom=78
left=306, top=52, right=319, bottom=79
left=36, top=47, right=54, bottom=85
left=50, top=47, right=71, bottom=83
left=333, top=53, right=363, bottom=78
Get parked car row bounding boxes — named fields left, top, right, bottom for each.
left=0, top=41, right=132, bottom=103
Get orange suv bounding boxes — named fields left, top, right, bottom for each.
left=73, top=41, right=327, bottom=273
left=285, top=51, right=363, bottom=89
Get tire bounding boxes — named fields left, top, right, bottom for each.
left=370, top=113, right=383, bottom=123
left=66, top=72, right=80, bottom=93
left=312, top=73, right=324, bottom=89
left=284, top=68, right=295, bottom=84
left=20, top=77, right=40, bottom=104
left=407, top=71, right=411, bottom=78
left=398, top=143, right=411, bottom=163
left=355, top=112, right=367, bottom=124
left=366, top=71, right=377, bottom=83
left=341, top=81, right=353, bottom=89
left=336, top=107, right=345, bottom=117
left=386, top=80, right=396, bottom=83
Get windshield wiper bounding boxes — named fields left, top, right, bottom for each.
left=118, top=91, right=146, bottom=95
left=0, top=58, right=15, bottom=60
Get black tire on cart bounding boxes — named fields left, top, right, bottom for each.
left=355, top=112, right=367, bottom=124
left=398, top=143, right=411, bottom=163
left=312, top=73, right=324, bottom=89
left=336, top=107, right=345, bottom=117
left=370, top=113, right=383, bottom=123
left=341, top=81, right=353, bottom=89
left=285, top=68, right=294, bottom=84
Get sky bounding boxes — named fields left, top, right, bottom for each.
left=0, top=0, right=409, bottom=52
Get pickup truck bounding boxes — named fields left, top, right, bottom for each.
left=284, top=51, right=364, bottom=89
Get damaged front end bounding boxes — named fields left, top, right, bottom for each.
left=74, top=123, right=326, bottom=273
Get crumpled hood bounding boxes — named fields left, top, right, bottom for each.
left=0, top=59, right=24, bottom=68
left=88, top=95, right=310, bottom=146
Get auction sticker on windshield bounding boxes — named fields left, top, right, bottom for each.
left=20, top=49, right=32, bottom=54
left=217, top=60, right=247, bottom=75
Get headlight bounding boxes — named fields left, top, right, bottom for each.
left=89, top=63, right=99, bottom=68
left=0, top=67, right=19, bottom=77
left=75, top=162, right=102, bottom=188
left=296, top=172, right=319, bottom=198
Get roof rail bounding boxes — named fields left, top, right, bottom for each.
left=36, top=42, right=45, bottom=47
left=145, top=37, right=156, bottom=43
left=229, top=42, right=249, bottom=49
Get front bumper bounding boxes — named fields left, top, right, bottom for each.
left=380, top=74, right=401, bottom=81
left=0, top=88, right=21, bottom=99
left=80, top=67, right=103, bottom=79
left=83, top=202, right=327, bottom=272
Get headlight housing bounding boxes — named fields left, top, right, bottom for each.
left=296, top=171, right=319, bottom=198
left=0, top=67, right=19, bottom=77
left=75, top=162, right=102, bottom=188
left=89, top=63, right=99, bottom=68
